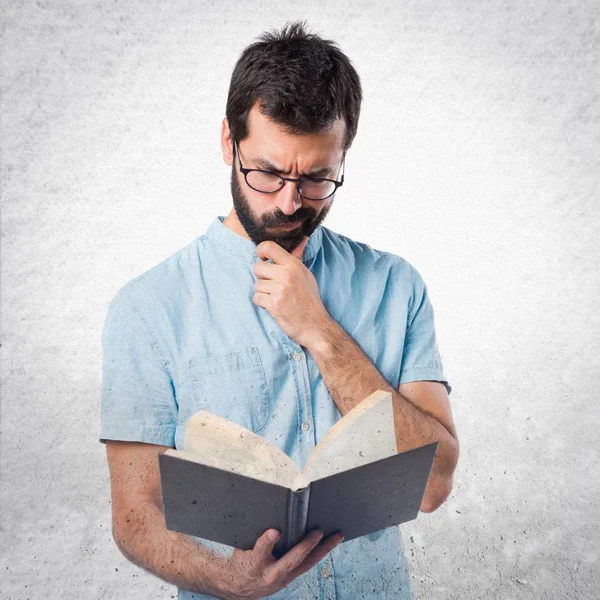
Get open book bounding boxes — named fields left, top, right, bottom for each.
left=158, top=390, right=438, bottom=557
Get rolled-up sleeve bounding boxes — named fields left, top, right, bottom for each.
left=399, top=266, right=452, bottom=395
left=99, top=289, right=178, bottom=445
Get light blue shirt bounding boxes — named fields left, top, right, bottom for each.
left=100, top=215, right=451, bottom=599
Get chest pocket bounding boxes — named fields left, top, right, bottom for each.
left=188, top=346, right=270, bottom=433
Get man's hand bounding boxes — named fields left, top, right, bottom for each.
left=253, top=237, right=332, bottom=348
left=220, top=528, right=343, bottom=600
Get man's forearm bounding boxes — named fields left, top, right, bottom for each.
left=112, top=499, right=232, bottom=598
left=305, top=317, right=459, bottom=509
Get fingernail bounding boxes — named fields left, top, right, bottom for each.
left=310, top=530, right=323, bottom=541
left=269, top=530, right=279, bottom=541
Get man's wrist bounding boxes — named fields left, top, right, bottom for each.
left=303, top=316, right=342, bottom=357
left=209, top=556, right=239, bottom=600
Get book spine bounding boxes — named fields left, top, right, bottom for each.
left=274, top=486, right=311, bottom=558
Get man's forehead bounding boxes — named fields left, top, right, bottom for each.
left=246, top=104, right=346, bottom=148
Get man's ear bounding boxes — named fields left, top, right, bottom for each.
left=221, top=118, right=234, bottom=166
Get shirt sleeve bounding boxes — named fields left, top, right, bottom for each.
left=99, top=288, right=178, bottom=445
left=399, top=265, right=452, bottom=395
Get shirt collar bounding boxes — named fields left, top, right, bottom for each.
left=204, top=216, right=323, bottom=264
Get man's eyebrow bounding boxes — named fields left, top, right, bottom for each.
left=254, top=158, right=334, bottom=178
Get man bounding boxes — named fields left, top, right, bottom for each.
left=100, top=21, right=459, bottom=600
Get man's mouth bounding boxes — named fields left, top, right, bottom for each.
left=270, top=221, right=302, bottom=230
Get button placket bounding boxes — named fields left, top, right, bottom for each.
left=289, top=346, right=312, bottom=429
left=319, top=556, right=336, bottom=598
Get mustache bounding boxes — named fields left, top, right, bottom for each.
left=261, top=209, right=316, bottom=227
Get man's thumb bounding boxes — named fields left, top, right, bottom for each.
left=253, top=528, right=280, bottom=558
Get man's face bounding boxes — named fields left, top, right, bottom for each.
left=230, top=166, right=334, bottom=254
left=222, top=104, right=346, bottom=254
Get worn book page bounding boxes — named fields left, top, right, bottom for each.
left=175, top=411, right=307, bottom=489
left=303, top=390, right=398, bottom=482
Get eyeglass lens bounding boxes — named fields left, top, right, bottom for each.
left=245, top=171, right=335, bottom=200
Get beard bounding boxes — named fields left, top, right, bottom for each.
left=230, top=166, right=333, bottom=254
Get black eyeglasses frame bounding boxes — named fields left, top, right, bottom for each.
left=233, top=140, right=345, bottom=201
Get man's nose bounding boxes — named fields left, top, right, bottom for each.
left=274, top=181, right=303, bottom=216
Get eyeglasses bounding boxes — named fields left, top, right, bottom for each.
left=233, top=140, right=345, bottom=201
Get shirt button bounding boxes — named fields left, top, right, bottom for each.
left=301, top=421, right=311, bottom=431
left=293, top=352, right=303, bottom=361
left=320, top=568, right=330, bottom=578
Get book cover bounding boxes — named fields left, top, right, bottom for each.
left=158, top=390, right=438, bottom=557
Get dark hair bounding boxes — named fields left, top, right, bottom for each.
left=225, top=21, right=362, bottom=151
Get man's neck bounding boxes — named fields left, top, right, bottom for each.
left=222, top=210, right=251, bottom=241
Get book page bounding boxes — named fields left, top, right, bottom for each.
left=303, top=390, right=398, bottom=482
left=172, top=411, right=307, bottom=490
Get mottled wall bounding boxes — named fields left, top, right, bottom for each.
left=1, top=1, right=598, bottom=598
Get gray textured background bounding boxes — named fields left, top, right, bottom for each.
left=1, top=0, right=599, bottom=598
